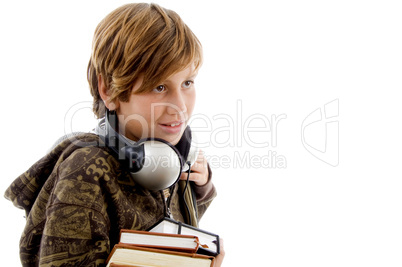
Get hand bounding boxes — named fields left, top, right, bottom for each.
left=180, top=150, right=209, bottom=186
left=214, top=238, right=225, bottom=267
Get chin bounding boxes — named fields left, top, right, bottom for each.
left=164, top=135, right=182, bottom=145
left=157, top=131, right=185, bottom=145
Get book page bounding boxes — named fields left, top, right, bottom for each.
left=108, top=248, right=211, bottom=267
left=120, top=232, right=197, bottom=249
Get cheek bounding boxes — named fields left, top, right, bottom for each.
left=186, top=91, right=196, bottom=115
left=117, top=98, right=154, bottom=130
left=149, top=106, right=164, bottom=122
left=122, top=96, right=152, bottom=117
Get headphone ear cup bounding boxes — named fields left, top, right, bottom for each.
left=131, top=140, right=182, bottom=191
left=103, top=110, right=198, bottom=190
left=121, top=145, right=145, bottom=173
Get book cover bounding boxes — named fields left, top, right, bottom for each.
left=106, top=243, right=215, bottom=267
left=119, top=229, right=200, bottom=253
left=148, top=217, right=220, bottom=256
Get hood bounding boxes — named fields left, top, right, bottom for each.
left=4, top=133, right=101, bottom=216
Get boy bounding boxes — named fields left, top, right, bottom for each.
left=5, top=3, right=223, bottom=266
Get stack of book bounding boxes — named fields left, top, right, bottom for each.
left=106, top=218, right=220, bottom=267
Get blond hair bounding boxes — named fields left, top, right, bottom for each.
left=87, top=3, right=203, bottom=118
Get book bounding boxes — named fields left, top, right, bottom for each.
left=110, top=263, right=144, bottom=267
left=148, top=217, right=220, bottom=256
left=106, top=244, right=215, bottom=267
left=119, top=229, right=200, bottom=253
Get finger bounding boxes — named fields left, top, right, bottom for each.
left=180, top=171, right=194, bottom=182
left=180, top=150, right=209, bottom=186
left=196, top=149, right=205, bottom=162
left=182, top=157, right=207, bottom=175
left=190, top=161, right=207, bottom=174
left=179, top=172, right=188, bottom=181
left=219, top=238, right=225, bottom=253
left=180, top=172, right=203, bottom=183
left=192, top=153, right=208, bottom=171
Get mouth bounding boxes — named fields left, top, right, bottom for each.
left=162, top=122, right=183, bottom=127
left=158, top=121, right=185, bottom=134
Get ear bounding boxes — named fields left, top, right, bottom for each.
left=98, top=75, right=119, bottom=110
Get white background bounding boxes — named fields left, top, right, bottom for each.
left=1, top=0, right=401, bottom=266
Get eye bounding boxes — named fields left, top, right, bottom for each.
left=153, top=85, right=166, bottom=93
left=182, top=80, right=194, bottom=89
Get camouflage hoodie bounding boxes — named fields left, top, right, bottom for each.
left=4, top=134, right=216, bottom=266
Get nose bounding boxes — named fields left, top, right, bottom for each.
left=166, top=89, right=187, bottom=116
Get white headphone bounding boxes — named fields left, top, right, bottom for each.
left=100, top=110, right=199, bottom=191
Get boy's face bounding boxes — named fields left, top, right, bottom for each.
left=114, top=65, right=197, bottom=145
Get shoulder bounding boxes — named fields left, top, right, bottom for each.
left=50, top=134, right=122, bottom=210
left=53, top=133, right=121, bottom=183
